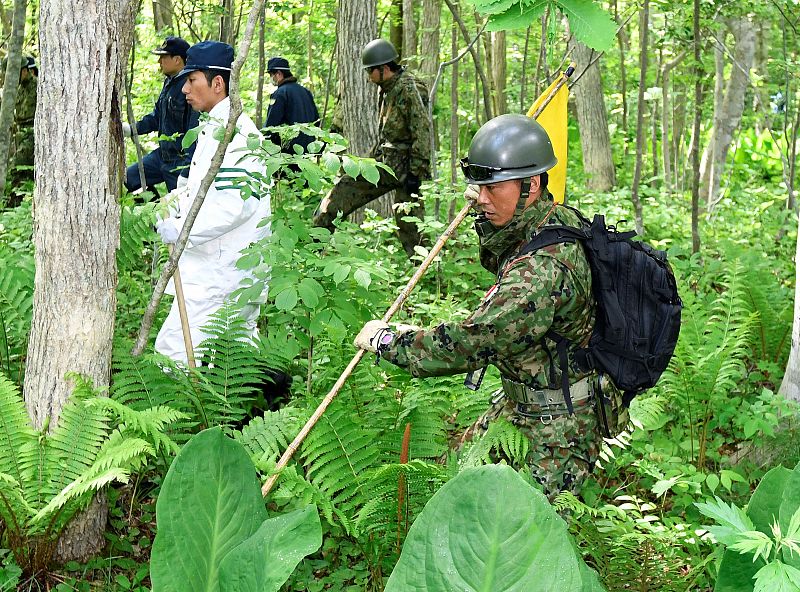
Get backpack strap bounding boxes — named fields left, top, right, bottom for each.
left=545, top=329, right=573, bottom=415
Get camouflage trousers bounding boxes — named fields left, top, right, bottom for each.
left=312, top=166, right=425, bottom=258
left=457, top=392, right=601, bottom=501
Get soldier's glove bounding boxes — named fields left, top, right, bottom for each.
left=122, top=122, right=132, bottom=138
left=156, top=218, right=180, bottom=244
left=354, top=320, right=392, bottom=354
left=464, top=184, right=480, bottom=202
left=404, top=173, right=422, bottom=196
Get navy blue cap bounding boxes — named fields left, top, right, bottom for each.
left=152, top=37, right=190, bottom=59
left=179, top=41, right=234, bottom=76
left=267, top=57, right=290, bottom=72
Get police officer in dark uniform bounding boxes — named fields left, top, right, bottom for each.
left=264, top=56, right=320, bottom=155
left=124, top=37, right=199, bottom=194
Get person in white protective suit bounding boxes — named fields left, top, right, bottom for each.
left=154, top=40, right=271, bottom=365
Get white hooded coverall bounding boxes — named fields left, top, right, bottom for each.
left=155, top=97, right=271, bottom=364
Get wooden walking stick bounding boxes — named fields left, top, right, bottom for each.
left=168, top=245, right=197, bottom=369
left=261, top=200, right=476, bottom=497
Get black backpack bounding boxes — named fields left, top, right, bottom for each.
left=520, top=206, right=682, bottom=413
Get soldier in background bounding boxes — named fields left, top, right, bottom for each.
left=313, top=39, right=432, bottom=257
left=355, top=115, right=602, bottom=500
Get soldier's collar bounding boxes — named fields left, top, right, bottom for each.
left=378, top=66, right=405, bottom=92
left=477, top=191, right=557, bottom=260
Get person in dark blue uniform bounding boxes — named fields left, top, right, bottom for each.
left=124, top=37, right=199, bottom=194
left=264, top=57, right=320, bottom=155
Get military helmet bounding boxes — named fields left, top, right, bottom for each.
left=461, top=114, right=557, bottom=185
left=361, top=39, right=399, bottom=68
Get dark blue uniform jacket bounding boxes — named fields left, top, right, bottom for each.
left=137, top=73, right=199, bottom=164
left=265, top=77, right=320, bottom=154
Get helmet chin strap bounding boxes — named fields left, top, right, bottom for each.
left=515, top=178, right=531, bottom=215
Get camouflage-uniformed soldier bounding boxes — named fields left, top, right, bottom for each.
left=313, top=39, right=432, bottom=257
left=355, top=114, right=603, bottom=499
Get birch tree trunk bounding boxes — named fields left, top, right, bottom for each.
left=571, top=41, right=616, bottom=191
left=780, top=209, right=800, bottom=402
left=25, top=0, right=136, bottom=562
left=699, top=17, right=756, bottom=209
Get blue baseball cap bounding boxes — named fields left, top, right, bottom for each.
left=179, top=41, right=234, bottom=76
left=267, top=57, right=290, bottom=72
left=152, top=36, right=190, bottom=59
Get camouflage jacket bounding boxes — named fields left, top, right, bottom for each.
left=382, top=193, right=596, bottom=389
left=373, top=67, right=432, bottom=180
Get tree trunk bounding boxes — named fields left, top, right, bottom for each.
left=443, top=0, right=492, bottom=121
left=219, top=0, right=235, bottom=45
left=629, top=0, right=649, bottom=235
left=153, top=0, right=173, bottom=32
left=255, top=4, right=265, bottom=128
left=780, top=209, right=800, bottom=402
left=520, top=25, right=531, bottom=112
left=691, top=0, right=701, bottom=253
left=571, top=40, right=615, bottom=191
left=0, top=0, right=28, bottom=199
left=25, top=0, right=136, bottom=561
left=402, top=0, right=416, bottom=68
left=699, top=17, right=756, bottom=210
left=491, top=31, right=506, bottom=115
left=614, top=0, right=629, bottom=135
left=389, top=0, right=403, bottom=56
left=336, top=0, right=385, bottom=217
left=661, top=51, right=686, bottom=192
left=418, top=0, right=441, bottom=88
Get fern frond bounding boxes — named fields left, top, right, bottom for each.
left=0, top=375, right=37, bottom=487
left=235, top=407, right=305, bottom=466
left=35, top=378, right=112, bottom=507
left=118, top=204, right=158, bottom=272
left=272, top=465, right=345, bottom=529
left=300, top=404, right=380, bottom=529
left=354, top=460, right=447, bottom=539
left=459, top=418, right=530, bottom=469
left=86, top=397, right=184, bottom=455
left=31, top=467, right=131, bottom=527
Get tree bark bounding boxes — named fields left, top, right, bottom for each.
left=336, top=0, right=386, bottom=218
left=571, top=40, right=615, bottom=191
left=402, top=0, right=416, bottom=68
left=699, top=17, right=756, bottom=210
left=491, top=31, right=507, bottom=115
left=780, top=208, right=800, bottom=402
left=153, top=0, right=173, bottom=32
left=661, top=51, right=686, bottom=192
left=418, top=0, right=441, bottom=88
left=219, top=0, right=236, bottom=45
left=613, top=0, right=629, bottom=135
left=0, top=0, right=28, bottom=199
left=389, top=0, right=403, bottom=56
left=443, top=0, right=492, bottom=121
left=629, top=0, right=649, bottom=235
left=26, top=0, right=136, bottom=561
left=256, top=5, right=265, bottom=127
left=691, top=0, right=701, bottom=253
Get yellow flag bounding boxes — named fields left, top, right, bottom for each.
left=526, top=75, right=568, bottom=203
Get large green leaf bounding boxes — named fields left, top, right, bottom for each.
left=218, top=505, right=322, bottom=592
left=150, top=427, right=268, bottom=592
left=556, top=0, right=617, bottom=52
left=385, top=464, right=604, bottom=592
